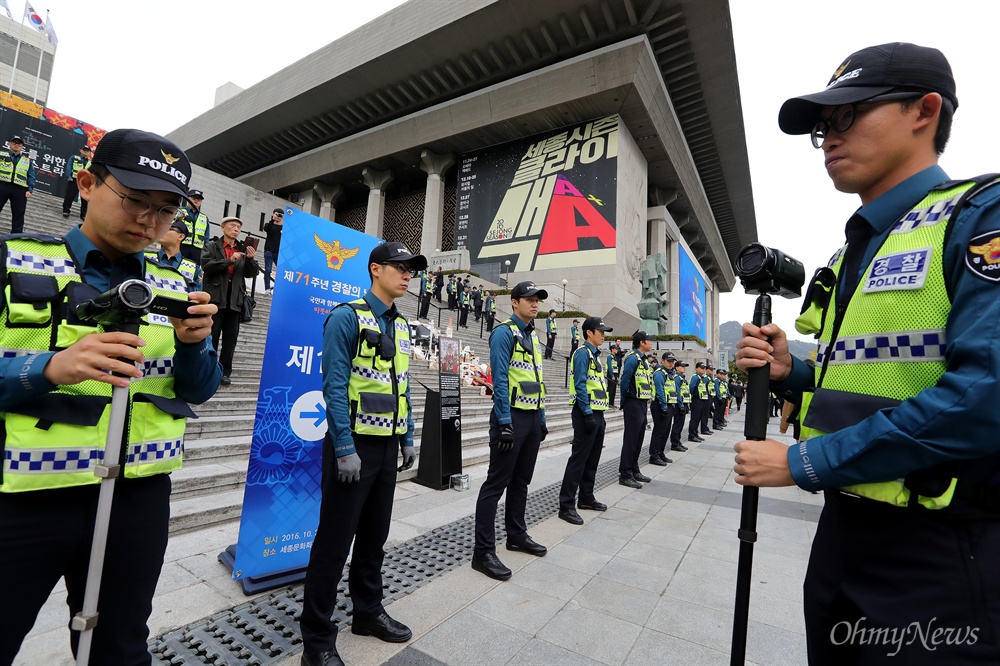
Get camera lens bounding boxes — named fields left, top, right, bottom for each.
left=119, top=280, right=155, bottom=309
left=736, top=243, right=768, bottom=277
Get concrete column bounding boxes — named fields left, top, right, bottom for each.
left=668, top=240, right=680, bottom=335
left=647, top=209, right=668, bottom=258
left=362, top=167, right=394, bottom=238
left=313, top=183, right=344, bottom=222
left=419, top=149, right=455, bottom=254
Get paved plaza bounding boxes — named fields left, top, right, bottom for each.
left=18, top=408, right=820, bottom=665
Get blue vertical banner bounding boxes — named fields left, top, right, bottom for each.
left=232, top=208, right=381, bottom=581
left=678, top=245, right=707, bottom=341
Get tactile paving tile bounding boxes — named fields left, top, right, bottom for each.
left=149, top=447, right=648, bottom=663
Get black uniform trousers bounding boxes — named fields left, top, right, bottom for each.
left=700, top=396, right=712, bottom=433
left=559, top=407, right=606, bottom=511
left=689, top=399, right=707, bottom=438
left=804, top=491, right=1000, bottom=664
left=486, top=313, right=495, bottom=332
left=474, top=408, right=541, bottom=555
left=62, top=178, right=87, bottom=219
left=418, top=292, right=431, bottom=319
left=300, top=434, right=400, bottom=653
left=544, top=333, right=555, bottom=359
left=669, top=405, right=687, bottom=446
left=0, top=474, right=171, bottom=666
left=649, top=402, right=672, bottom=462
left=713, top=397, right=727, bottom=428
left=459, top=305, right=469, bottom=327
left=0, top=182, right=28, bottom=234
left=607, top=378, right=618, bottom=407
left=619, top=397, right=648, bottom=478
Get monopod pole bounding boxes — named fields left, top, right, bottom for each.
left=730, top=293, right=772, bottom=665
left=72, top=316, right=142, bottom=666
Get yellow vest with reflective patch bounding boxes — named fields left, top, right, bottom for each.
left=0, top=148, right=30, bottom=187
left=568, top=346, right=608, bottom=411
left=502, top=319, right=545, bottom=410
left=693, top=374, right=709, bottom=399
left=678, top=376, right=692, bottom=404
left=660, top=369, right=678, bottom=403
left=795, top=180, right=983, bottom=509
left=628, top=350, right=653, bottom=400
left=716, top=380, right=728, bottom=399
left=1, top=236, right=192, bottom=493
left=344, top=299, right=410, bottom=436
left=180, top=210, right=209, bottom=249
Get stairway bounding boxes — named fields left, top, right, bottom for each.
left=4, top=193, right=624, bottom=535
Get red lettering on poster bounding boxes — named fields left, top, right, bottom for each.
left=537, top=189, right=616, bottom=254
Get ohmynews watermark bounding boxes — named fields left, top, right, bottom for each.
left=831, top=617, right=979, bottom=657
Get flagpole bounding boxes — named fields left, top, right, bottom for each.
left=8, top=9, right=27, bottom=95
left=31, top=10, right=47, bottom=103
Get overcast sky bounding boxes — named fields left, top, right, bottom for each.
left=16, top=0, right=1000, bottom=337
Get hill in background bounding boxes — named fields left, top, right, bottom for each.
left=719, top=321, right=817, bottom=361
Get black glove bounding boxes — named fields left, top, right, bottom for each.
left=497, top=424, right=515, bottom=453
left=540, top=423, right=548, bottom=441
left=583, top=413, right=596, bottom=433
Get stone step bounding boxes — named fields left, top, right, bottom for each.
left=171, top=462, right=246, bottom=500
left=184, top=435, right=252, bottom=464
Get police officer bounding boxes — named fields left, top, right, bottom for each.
left=0, top=129, right=221, bottom=665
left=734, top=43, right=1000, bottom=663
left=300, top=241, right=423, bottom=666
left=544, top=308, right=558, bottom=359
left=558, top=316, right=613, bottom=525
left=605, top=341, right=619, bottom=406
left=670, top=362, right=691, bottom=452
left=459, top=284, right=471, bottom=327
left=649, top=352, right=678, bottom=466
left=713, top=368, right=729, bottom=430
left=147, top=219, right=203, bottom=290
left=178, top=188, right=209, bottom=264
left=687, top=362, right=710, bottom=442
left=702, top=364, right=716, bottom=434
left=418, top=267, right=433, bottom=319
left=472, top=281, right=548, bottom=581
left=618, top=330, right=654, bottom=488
left=472, top=284, right=483, bottom=321
left=0, top=135, right=35, bottom=234
left=484, top=290, right=497, bottom=331
left=62, top=144, right=92, bottom=219
left=446, top=274, right=457, bottom=310
left=570, top=319, right=580, bottom=354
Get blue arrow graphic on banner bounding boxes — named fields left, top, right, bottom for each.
left=301, top=403, right=326, bottom=427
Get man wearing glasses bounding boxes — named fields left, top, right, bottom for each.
left=734, top=43, right=1000, bottom=663
left=0, top=129, right=221, bottom=665
left=300, top=242, right=423, bottom=666
left=202, top=217, right=259, bottom=386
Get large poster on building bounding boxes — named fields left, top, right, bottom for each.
left=456, top=115, right=618, bottom=272
left=232, top=209, right=381, bottom=582
left=678, top=245, right=706, bottom=341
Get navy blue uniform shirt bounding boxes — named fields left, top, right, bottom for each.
left=780, top=166, right=1000, bottom=490
left=571, top=341, right=601, bottom=415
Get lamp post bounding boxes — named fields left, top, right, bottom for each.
left=504, top=260, right=510, bottom=287
left=561, top=279, right=568, bottom=311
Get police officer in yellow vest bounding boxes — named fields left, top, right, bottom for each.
left=62, top=144, right=92, bottom=220
left=649, top=351, right=678, bottom=466
left=670, top=361, right=691, bottom=451
left=0, top=135, right=36, bottom=234
left=300, top=241, right=422, bottom=666
left=687, top=362, right=711, bottom=443
left=734, top=44, right=1000, bottom=663
left=712, top=368, right=729, bottom=430
left=618, top=330, right=654, bottom=488
left=147, top=219, right=203, bottom=291
left=473, top=281, right=549, bottom=581
left=178, top=188, right=209, bottom=264
left=558, top=316, right=614, bottom=525
left=0, top=129, right=221, bottom=665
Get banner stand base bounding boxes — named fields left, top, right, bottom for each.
left=411, top=476, right=448, bottom=491
left=218, top=544, right=307, bottom=595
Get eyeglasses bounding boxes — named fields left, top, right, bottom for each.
left=96, top=176, right=180, bottom=224
left=380, top=262, right=418, bottom=278
left=810, top=92, right=925, bottom=148
left=362, top=328, right=396, bottom=361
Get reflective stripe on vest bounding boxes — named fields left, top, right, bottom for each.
left=629, top=350, right=653, bottom=400
left=716, top=380, right=728, bottom=398
left=180, top=211, right=209, bottom=249
left=795, top=180, right=986, bottom=509
left=344, top=299, right=410, bottom=436
left=503, top=319, right=545, bottom=410
left=69, top=154, right=88, bottom=179
left=568, top=346, right=608, bottom=411
left=679, top=378, right=692, bottom=404
left=694, top=375, right=708, bottom=399
left=660, top=370, right=678, bottom=402
left=1, top=237, right=189, bottom=492
left=0, top=149, right=30, bottom=187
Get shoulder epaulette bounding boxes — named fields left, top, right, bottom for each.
left=1, top=232, right=66, bottom=244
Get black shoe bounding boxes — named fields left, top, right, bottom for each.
left=220, top=375, right=232, bottom=386
left=472, top=552, right=512, bottom=580
left=714, top=425, right=725, bottom=430
left=659, top=455, right=673, bottom=464
left=619, top=476, right=642, bottom=489
left=649, top=458, right=669, bottom=466
left=577, top=499, right=607, bottom=511
left=61, top=212, right=70, bottom=218
left=559, top=508, right=584, bottom=525
left=351, top=611, right=412, bottom=643
left=634, top=472, right=652, bottom=483
left=301, top=648, right=345, bottom=666
left=506, top=535, right=547, bottom=556
left=701, top=430, right=714, bottom=435
left=675, top=444, right=691, bottom=451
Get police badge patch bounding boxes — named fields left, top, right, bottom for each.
left=965, top=231, right=1000, bottom=282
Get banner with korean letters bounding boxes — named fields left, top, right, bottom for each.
left=232, top=208, right=381, bottom=581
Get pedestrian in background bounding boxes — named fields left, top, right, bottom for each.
left=262, top=207, right=283, bottom=294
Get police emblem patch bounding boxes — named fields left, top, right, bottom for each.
left=861, top=248, right=932, bottom=293
left=965, top=231, right=1000, bottom=282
